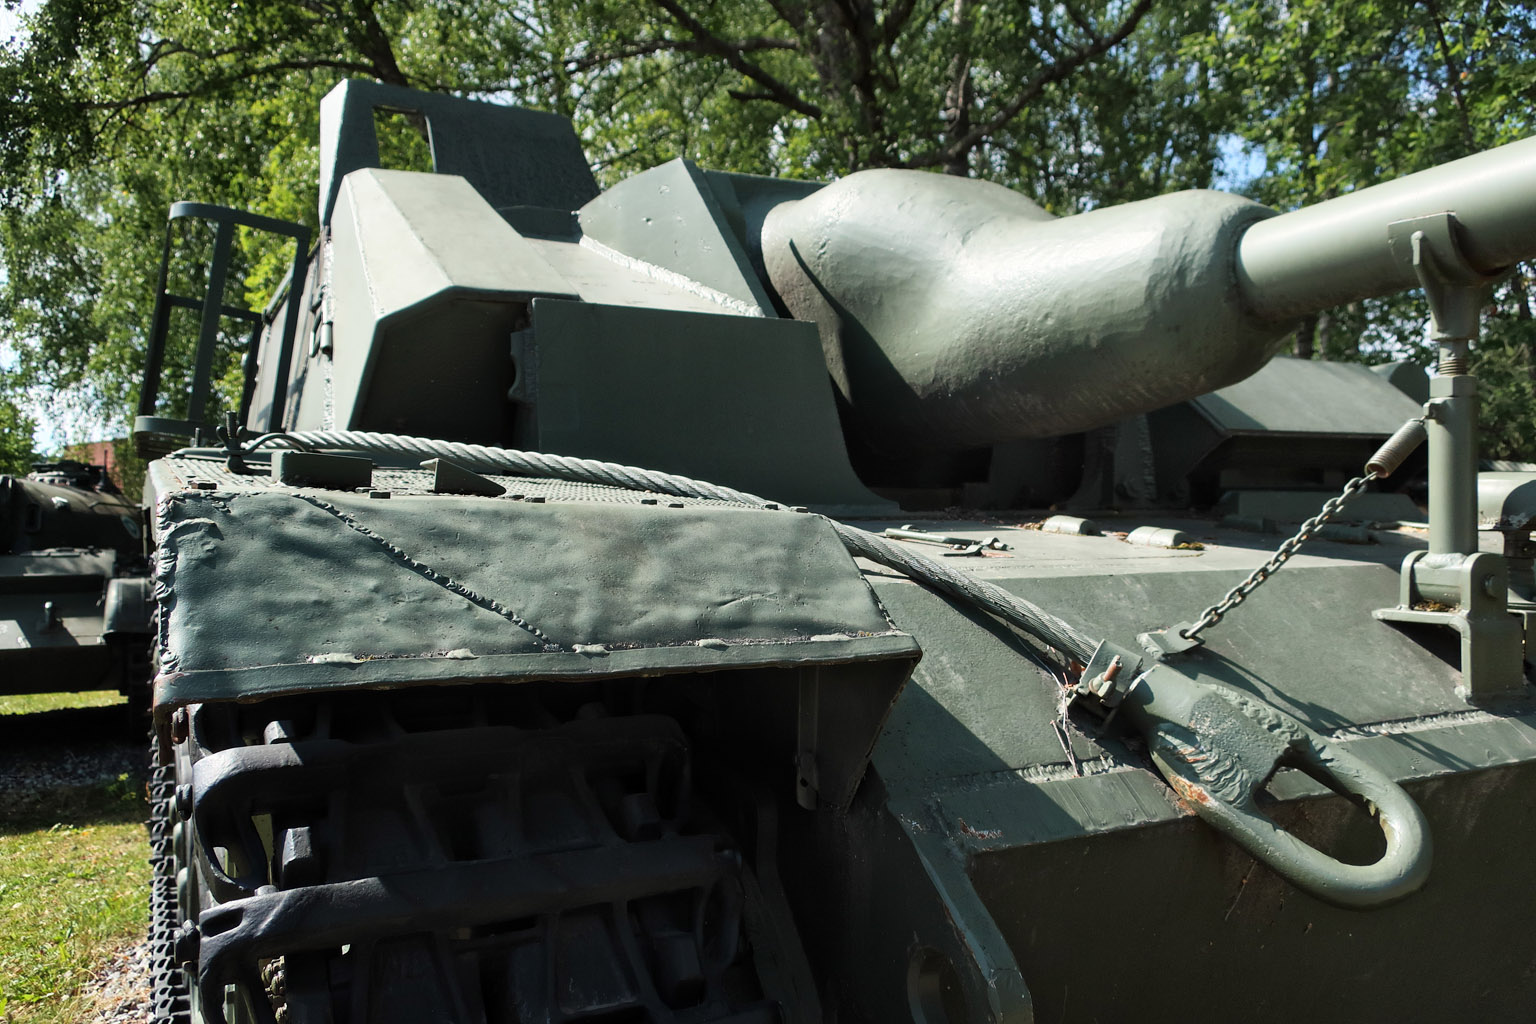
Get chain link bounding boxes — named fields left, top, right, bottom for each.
left=1178, top=471, right=1380, bottom=642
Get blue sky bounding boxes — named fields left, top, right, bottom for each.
left=1, top=1, right=38, bottom=46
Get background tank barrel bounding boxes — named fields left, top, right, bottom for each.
left=1236, top=135, right=1536, bottom=321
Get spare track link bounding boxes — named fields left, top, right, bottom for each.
left=164, top=687, right=785, bottom=1023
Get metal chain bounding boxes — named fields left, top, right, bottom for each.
left=1179, top=471, right=1380, bottom=642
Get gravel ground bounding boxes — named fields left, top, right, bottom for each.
left=79, top=941, right=153, bottom=1023
left=0, top=703, right=141, bottom=796
left=0, top=738, right=144, bottom=823
left=0, top=742, right=142, bottom=793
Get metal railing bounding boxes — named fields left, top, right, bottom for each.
left=136, top=202, right=310, bottom=445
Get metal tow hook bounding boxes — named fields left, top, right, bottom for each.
left=1075, top=641, right=1432, bottom=909
left=882, top=525, right=1012, bottom=557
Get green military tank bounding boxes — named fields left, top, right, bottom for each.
left=137, top=80, right=1536, bottom=1023
left=1, top=458, right=150, bottom=699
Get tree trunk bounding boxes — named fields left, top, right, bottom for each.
left=1318, top=308, right=1347, bottom=358
left=1294, top=314, right=1317, bottom=360
left=941, top=0, right=973, bottom=176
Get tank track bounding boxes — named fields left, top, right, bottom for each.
left=149, top=734, right=192, bottom=1024
left=152, top=684, right=789, bottom=1024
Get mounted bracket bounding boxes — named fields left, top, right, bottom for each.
left=1072, top=639, right=1149, bottom=734
left=1375, top=213, right=1527, bottom=699
left=1386, top=212, right=1498, bottom=344
left=1074, top=640, right=1144, bottom=706
left=1137, top=623, right=1203, bottom=657
left=1375, top=550, right=1527, bottom=700
left=421, top=458, right=507, bottom=497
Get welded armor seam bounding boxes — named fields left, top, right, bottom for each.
left=291, top=493, right=561, bottom=650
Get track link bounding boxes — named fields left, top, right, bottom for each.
left=157, top=684, right=790, bottom=1023
left=149, top=738, right=192, bottom=1024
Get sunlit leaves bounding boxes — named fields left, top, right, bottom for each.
left=0, top=378, right=36, bottom=474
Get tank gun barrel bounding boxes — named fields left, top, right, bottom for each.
left=1236, top=135, right=1536, bottom=321
left=763, top=135, right=1536, bottom=450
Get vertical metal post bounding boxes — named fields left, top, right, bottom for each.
left=263, top=237, right=312, bottom=432
left=138, top=225, right=179, bottom=419
left=1395, top=221, right=1488, bottom=557
left=1426, top=347, right=1479, bottom=556
left=187, top=220, right=236, bottom=426
left=1376, top=216, right=1526, bottom=699
left=237, top=319, right=265, bottom=428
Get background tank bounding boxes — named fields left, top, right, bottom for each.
left=0, top=459, right=150, bottom=700
left=132, top=80, right=1536, bottom=1023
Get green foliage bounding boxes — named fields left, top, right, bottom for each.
left=988, top=0, right=1231, bottom=213
left=1206, top=0, right=1536, bottom=362
left=0, top=378, right=37, bottom=475
left=1474, top=315, right=1536, bottom=463
left=0, top=691, right=126, bottom=716
left=0, top=0, right=1534, bottom=443
left=0, top=1, right=462, bottom=433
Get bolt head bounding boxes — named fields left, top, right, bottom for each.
left=173, top=921, right=200, bottom=968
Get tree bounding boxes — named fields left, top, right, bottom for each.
left=2, top=0, right=1535, bottom=458
left=0, top=2, right=469, bottom=431
left=0, top=380, right=37, bottom=475
left=1199, top=0, right=1536, bottom=458
left=1208, top=0, right=1536, bottom=360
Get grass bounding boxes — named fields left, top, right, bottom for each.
left=0, top=757, right=147, bottom=1023
left=0, top=692, right=127, bottom=716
